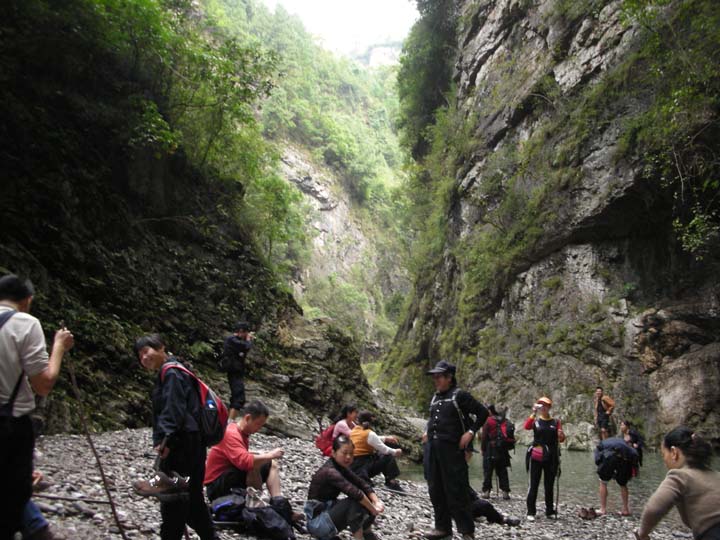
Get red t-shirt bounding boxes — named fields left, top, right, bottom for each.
left=203, top=423, right=255, bottom=485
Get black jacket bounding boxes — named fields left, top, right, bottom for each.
left=426, top=386, right=488, bottom=444
left=152, top=358, right=201, bottom=448
left=222, top=335, right=252, bottom=374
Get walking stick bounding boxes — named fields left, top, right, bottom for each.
left=555, top=418, right=562, bottom=518
left=66, top=352, right=130, bottom=540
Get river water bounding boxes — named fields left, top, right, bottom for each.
left=401, top=449, right=688, bottom=526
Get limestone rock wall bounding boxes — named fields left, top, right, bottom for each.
left=384, top=0, right=720, bottom=448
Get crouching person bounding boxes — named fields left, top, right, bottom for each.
left=204, top=400, right=284, bottom=502
left=349, top=411, right=403, bottom=491
left=306, top=435, right=384, bottom=540
left=134, top=334, right=217, bottom=540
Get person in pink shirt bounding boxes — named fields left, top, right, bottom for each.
left=332, top=404, right=359, bottom=440
left=204, top=400, right=284, bottom=502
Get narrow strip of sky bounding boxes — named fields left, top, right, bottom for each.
left=259, top=0, right=418, bottom=55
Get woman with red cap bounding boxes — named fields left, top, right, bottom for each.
left=523, top=396, right=565, bottom=521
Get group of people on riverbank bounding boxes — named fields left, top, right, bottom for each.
left=2, top=272, right=719, bottom=540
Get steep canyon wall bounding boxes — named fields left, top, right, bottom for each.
left=384, top=0, right=720, bottom=448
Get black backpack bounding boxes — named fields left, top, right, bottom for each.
left=496, top=418, right=516, bottom=451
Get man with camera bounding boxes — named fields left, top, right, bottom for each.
left=1, top=274, right=74, bottom=539
left=221, top=322, right=253, bottom=421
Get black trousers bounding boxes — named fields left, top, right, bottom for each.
left=328, top=498, right=374, bottom=534
left=205, top=462, right=271, bottom=502
left=481, top=453, right=510, bottom=493
left=159, top=432, right=215, bottom=540
left=468, top=488, right=504, bottom=524
left=425, top=439, right=474, bottom=535
left=0, top=415, right=34, bottom=539
left=351, top=453, right=400, bottom=483
left=526, top=459, right=556, bottom=516
left=226, top=372, right=245, bottom=410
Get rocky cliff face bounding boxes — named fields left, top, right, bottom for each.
left=279, top=145, right=409, bottom=355
left=384, top=0, right=720, bottom=448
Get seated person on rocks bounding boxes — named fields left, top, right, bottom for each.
left=349, top=411, right=403, bottom=491
left=595, top=435, right=639, bottom=516
left=305, top=435, right=384, bottom=540
left=468, top=487, right=521, bottom=527
left=203, top=400, right=285, bottom=503
left=332, top=403, right=359, bottom=440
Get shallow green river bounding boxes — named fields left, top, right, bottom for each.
left=401, top=449, right=699, bottom=526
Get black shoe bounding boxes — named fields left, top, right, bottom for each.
left=384, top=479, right=405, bottom=493
left=546, top=509, right=558, bottom=519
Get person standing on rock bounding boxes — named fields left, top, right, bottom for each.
left=1, top=274, right=74, bottom=540
left=221, top=321, right=253, bottom=422
left=593, top=387, right=615, bottom=440
left=134, top=334, right=217, bottom=540
left=635, top=426, right=720, bottom=540
left=204, top=400, right=288, bottom=503
left=422, top=360, right=488, bottom=540
left=524, top=396, right=565, bottom=521
left=595, top=435, right=639, bottom=516
left=480, top=404, right=513, bottom=500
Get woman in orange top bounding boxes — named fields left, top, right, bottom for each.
left=523, top=396, right=565, bottom=521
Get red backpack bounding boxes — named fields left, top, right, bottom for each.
left=161, top=362, right=228, bottom=447
left=314, top=423, right=336, bottom=456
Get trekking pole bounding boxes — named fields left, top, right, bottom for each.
left=65, top=354, right=130, bottom=540
left=555, top=418, right=562, bottom=518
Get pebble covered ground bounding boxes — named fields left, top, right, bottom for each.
left=33, top=428, right=689, bottom=540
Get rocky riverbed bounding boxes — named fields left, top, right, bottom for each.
left=32, top=428, right=687, bottom=540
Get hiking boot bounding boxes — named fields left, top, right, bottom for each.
left=424, top=529, right=451, bottom=540
left=384, top=479, right=405, bottom=493
left=502, top=491, right=511, bottom=500
left=480, top=490, right=490, bottom=499
left=504, top=516, right=521, bottom=527
left=133, top=471, right=189, bottom=500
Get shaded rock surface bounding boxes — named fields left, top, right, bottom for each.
left=33, top=428, right=684, bottom=540
left=382, top=0, right=720, bottom=448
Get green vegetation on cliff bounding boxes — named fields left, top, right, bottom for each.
left=385, top=0, right=720, bottom=410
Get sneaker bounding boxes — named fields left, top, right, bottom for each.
left=502, top=491, right=511, bottom=500
left=526, top=515, right=535, bottom=522
left=424, top=529, right=451, bottom=540
left=504, top=517, right=521, bottom=527
left=480, top=490, right=491, bottom=499
left=133, top=471, right=189, bottom=500
left=546, top=509, right=558, bottom=519
left=384, top=479, right=405, bottom=493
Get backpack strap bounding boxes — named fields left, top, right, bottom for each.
left=0, top=310, right=24, bottom=415
left=450, top=388, right=467, bottom=433
left=160, top=361, right=198, bottom=384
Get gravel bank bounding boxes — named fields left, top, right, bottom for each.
left=32, top=428, right=687, bottom=540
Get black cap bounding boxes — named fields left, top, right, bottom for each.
left=426, top=360, right=456, bottom=375
left=234, top=321, right=251, bottom=332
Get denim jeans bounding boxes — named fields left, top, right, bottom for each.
left=22, top=500, right=48, bottom=538
left=304, top=500, right=337, bottom=539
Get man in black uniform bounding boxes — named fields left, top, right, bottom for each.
left=222, top=322, right=253, bottom=421
left=423, top=361, right=488, bottom=540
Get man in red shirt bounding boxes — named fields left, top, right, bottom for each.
left=204, top=400, right=284, bottom=501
